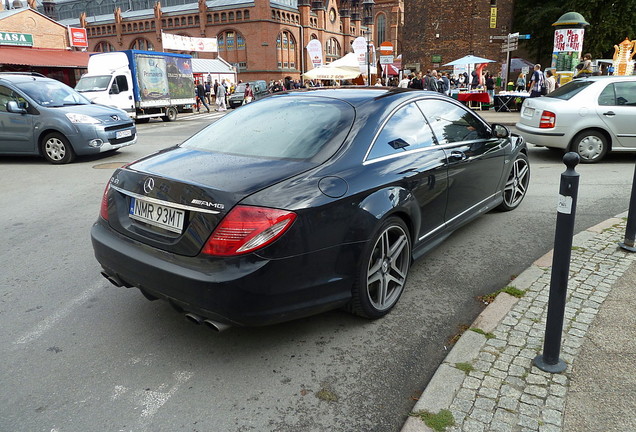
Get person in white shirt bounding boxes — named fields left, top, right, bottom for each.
left=545, top=69, right=557, bottom=94
left=398, top=75, right=411, bottom=88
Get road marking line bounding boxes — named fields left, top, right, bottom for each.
left=13, top=281, right=104, bottom=345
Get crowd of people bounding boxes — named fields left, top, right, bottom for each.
left=194, top=78, right=234, bottom=112
left=193, top=53, right=603, bottom=112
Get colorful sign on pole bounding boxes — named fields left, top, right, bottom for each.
left=551, top=28, right=585, bottom=71
left=306, top=39, right=323, bottom=69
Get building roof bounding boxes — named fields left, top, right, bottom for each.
left=0, top=46, right=90, bottom=67
left=192, top=57, right=234, bottom=74
left=57, top=0, right=259, bottom=26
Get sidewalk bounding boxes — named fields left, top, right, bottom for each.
left=478, top=109, right=520, bottom=126
left=402, top=213, right=636, bottom=432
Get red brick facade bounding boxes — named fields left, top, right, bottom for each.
left=71, top=0, right=404, bottom=83
left=402, top=0, right=514, bottom=77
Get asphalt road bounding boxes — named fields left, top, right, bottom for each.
left=1, top=113, right=634, bottom=432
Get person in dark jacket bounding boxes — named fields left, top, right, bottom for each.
left=196, top=80, right=210, bottom=112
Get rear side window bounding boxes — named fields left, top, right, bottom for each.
left=367, top=102, right=436, bottom=160
left=181, top=95, right=354, bottom=162
left=546, top=79, right=593, bottom=100
left=417, top=99, right=489, bottom=144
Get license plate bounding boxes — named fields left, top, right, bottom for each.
left=116, top=129, right=132, bottom=139
left=129, top=198, right=185, bottom=233
left=522, top=107, right=535, bottom=118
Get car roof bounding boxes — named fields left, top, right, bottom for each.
left=575, top=75, right=636, bottom=83
left=0, top=72, right=53, bottom=84
left=273, top=86, right=430, bottom=108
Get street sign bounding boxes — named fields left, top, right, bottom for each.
left=379, top=41, right=393, bottom=55
left=380, top=55, right=394, bottom=65
left=501, top=43, right=518, bottom=53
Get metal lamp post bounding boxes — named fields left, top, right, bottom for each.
left=362, top=0, right=374, bottom=85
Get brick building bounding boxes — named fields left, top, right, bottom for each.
left=39, top=0, right=404, bottom=84
left=402, top=0, right=514, bottom=79
left=0, top=0, right=89, bottom=85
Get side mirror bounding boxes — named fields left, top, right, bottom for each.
left=491, top=123, right=510, bottom=139
left=110, top=84, right=120, bottom=95
left=7, top=100, right=27, bottom=114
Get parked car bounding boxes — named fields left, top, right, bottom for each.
left=515, top=75, right=636, bottom=163
left=91, top=88, right=529, bottom=329
left=0, top=72, right=137, bottom=164
left=228, top=80, right=269, bottom=108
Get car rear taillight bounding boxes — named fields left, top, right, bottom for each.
left=539, top=111, right=556, bottom=128
left=202, top=205, right=297, bottom=256
left=100, top=182, right=111, bottom=221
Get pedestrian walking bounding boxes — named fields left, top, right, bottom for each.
left=215, top=82, right=227, bottom=111
left=528, top=64, right=545, bottom=98
left=243, top=82, right=254, bottom=105
left=195, top=80, right=210, bottom=112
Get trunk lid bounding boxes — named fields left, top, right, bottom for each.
left=105, top=147, right=315, bottom=256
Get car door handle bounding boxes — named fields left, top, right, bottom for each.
left=603, top=111, right=615, bottom=117
left=448, top=150, right=467, bottom=162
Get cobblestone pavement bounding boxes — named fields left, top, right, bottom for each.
left=402, top=214, right=636, bottom=432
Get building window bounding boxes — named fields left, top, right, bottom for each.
left=218, top=31, right=247, bottom=67
left=325, top=37, right=341, bottom=62
left=276, top=30, right=297, bottom=69
left=95, top=41, right=116, bottom=52
left=130, top=38, right=154, bottom=51
left=376, top=13, right=386, bottom=44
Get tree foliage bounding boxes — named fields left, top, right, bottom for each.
left=513, top=0, right=636, bottom=65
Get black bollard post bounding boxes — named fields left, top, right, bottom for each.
left=619, top=158, right=636, bottom=252
left=533, top=152, right=580, bottom=373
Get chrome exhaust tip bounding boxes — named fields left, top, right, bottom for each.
left=184, top=313, right=204, bottom=325
left=203, top=319, right=231, bottom=332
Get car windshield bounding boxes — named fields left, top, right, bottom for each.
left=546, top=79, right=594, bottom=100
left=75, top=75, right=111, bottom=92
left=18, top=80, right=91, bottom=107
left=234, top=84, right=246, bottom=94
left=181, top=95, right=355, bottom=162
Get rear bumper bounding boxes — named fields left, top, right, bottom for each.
left=515, top=123, right=568, bottom=148
left=91, top=220, right=361, bottom=326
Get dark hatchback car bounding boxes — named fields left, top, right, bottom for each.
left=91, top=88, right=529, bottom=330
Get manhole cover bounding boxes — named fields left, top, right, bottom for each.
left=93, top=162, right=128, bottom=169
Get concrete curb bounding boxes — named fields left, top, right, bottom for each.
left=401, top=213, right=628, bottom=432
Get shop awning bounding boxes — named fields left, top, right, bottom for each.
left=0, top=47, right=90, bottom=68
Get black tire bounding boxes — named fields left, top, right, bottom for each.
left=161, top=107, right=178, bottom=122
left=571, top=130, right=608, bottom=163
left=497, top=152, right=530, bottom=211
left=41, top=132, right=75, bottom=164
left=349, top=216, right=411, bottom=319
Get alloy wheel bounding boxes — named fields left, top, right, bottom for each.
left=503, top=156, right=530, bottom=209
left=366, top=224, right=411, bottom=311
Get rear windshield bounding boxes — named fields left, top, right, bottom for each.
left=546, top=79, right=594, bottom=100
left=181, top=95, right=355, bottom=162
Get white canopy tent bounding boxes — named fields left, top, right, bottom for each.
left=303, top=53, right=377, bottom=80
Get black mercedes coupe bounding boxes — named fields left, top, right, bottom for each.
left=91, top=87, right=529, bottom=330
